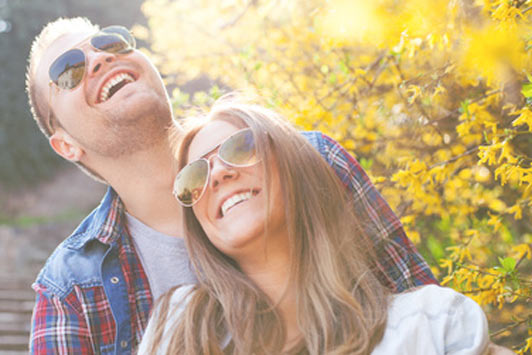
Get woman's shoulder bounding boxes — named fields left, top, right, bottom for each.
left=168, top=284, right=196, bottom=307
left=390, top=284, right=474, bottom=317
left=388, top=284, right=486, bottom=327
left=155, top=284, right=197, bottom=325
left=138, top=284, right=197, bottom=354
left=372, top=285, right=489, bottom=354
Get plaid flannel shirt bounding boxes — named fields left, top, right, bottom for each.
left=29, top=131, right=438, bottom=354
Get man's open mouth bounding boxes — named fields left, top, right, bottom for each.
left=98, top=72, right=136, bottom=103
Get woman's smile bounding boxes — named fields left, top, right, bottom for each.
left=218, top=188, right=261, bottom=218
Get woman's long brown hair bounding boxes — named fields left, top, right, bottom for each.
left=145, top=97, right=390, bottom=354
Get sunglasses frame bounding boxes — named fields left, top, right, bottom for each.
left=46, top=26, right=135, bottom=134
left=48, top=26, right=135, bottom=91
left=173, top=128, right=261, bottom=207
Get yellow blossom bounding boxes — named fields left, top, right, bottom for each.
left=511, top=107, right=532, bottom=132
left=143, top=0, right=532, bottom=346
left=512, top=243, right=532, bottom=260
left=439, top=258, right=454, bottom=275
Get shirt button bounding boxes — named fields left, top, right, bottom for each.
left=110, top=276, right=120, bottom=284
left=120, top=340, right=128, bottom=348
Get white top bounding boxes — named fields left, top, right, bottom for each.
left=138, top=285, right=489, bottom=354
left=372, top=285, right=488, bottom=354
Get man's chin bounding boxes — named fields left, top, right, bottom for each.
left=104, top=92, right=172, bottom=125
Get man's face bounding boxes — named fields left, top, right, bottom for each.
left=35, top=28, right=173, bottom=158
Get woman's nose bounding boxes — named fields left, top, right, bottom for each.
left=209, top=156, right=238, bottom=189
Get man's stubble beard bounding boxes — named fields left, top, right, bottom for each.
left=87, top=94, right=173, bottom=158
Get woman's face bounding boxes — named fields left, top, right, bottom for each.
left=187, top=120, right=286, bottom=262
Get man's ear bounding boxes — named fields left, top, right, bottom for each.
left=49, top=129, right=84, bottom=162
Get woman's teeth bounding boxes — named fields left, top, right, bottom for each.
left=221, top=191, right=253, bottom=217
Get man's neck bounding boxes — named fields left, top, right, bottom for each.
left=96, top=138, right=184, bottom=237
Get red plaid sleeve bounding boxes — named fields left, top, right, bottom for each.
left=318, top=133, right=439, bottom=292
left=30, top=285, right=93, bottom=354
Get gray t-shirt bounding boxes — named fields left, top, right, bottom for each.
left=126, top=213, right=197, bottom=301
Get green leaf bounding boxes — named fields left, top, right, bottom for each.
left=427, top=235, right=445, bottom=261
left=171, top=88, right=190, bottom=109
left=359, top=158, right=373, bottom=170
left=522, top=83, right=532, bottom=98
left=498, top=257, right=516, bottom=272
left=209, top=85, right=223, bottom=100
left=459, top=99, right=470, bottom=117
left=339, top=62, right=349, bottom=74
left=435, top=217, right=451, bottom=233
left=483, top=130, right=490, bottom=144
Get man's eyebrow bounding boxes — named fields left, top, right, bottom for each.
left=65, top=30, right=99, bottom=49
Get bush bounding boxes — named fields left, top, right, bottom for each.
left=142, top=0, right=532, bottom=351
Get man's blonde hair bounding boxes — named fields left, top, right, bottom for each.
left=25, top=17, right=106, bottom=183
left=26, top=17, right=98, bottom=137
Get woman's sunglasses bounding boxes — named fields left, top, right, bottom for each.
left=48, top=26, right=136, bottom=90
left=173, top=128, right=260, bottom=207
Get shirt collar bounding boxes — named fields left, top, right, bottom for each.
left=64, top=186, right=127, bottom=250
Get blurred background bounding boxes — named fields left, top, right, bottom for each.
left=1, top=0, right=531, bottom=353
left=0, top=1, right=143, bottom=352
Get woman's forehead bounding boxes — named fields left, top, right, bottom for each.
left=188, top=121, right=241, bottom=161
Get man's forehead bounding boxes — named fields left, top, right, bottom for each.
left=47, top=31, right=96, bottom=57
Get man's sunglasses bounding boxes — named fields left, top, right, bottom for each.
left=173, top=128, right=260, bottom=207
left=48, top=26, right=136, bottom=90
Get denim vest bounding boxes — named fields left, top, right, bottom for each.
left=33, top=187, right=139, bottom=354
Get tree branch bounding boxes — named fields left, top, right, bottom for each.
left=219, top=0, right=258, bottom=30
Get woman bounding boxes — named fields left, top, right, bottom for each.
left=139, top=98, right=488, bottom=354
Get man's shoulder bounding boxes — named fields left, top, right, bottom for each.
left=300, top=131, right=346, bottom=158
left=33, top=237, right=108, bottom=298
left=33, top=188, right=119, bottom=299
left=300, top=130, right=324, bottom=149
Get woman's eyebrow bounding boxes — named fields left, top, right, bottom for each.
left=196, top=142, right=221, bottom=160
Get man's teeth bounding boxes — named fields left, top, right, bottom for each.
left=99, top=73, right=135, bottom=102
left=221, top=192, right=253, bottom=217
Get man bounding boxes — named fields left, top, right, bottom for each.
left=26, top=17, right=437, bottom=353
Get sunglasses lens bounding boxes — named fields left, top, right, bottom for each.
left=101, top=26, right=136, bottom=48
left=219, top=129, right=258, bottom=167
left=91, top=33, right=132, bottom=54
left=49, top=49, right=86, bottom=90
left=92, top=26, right=135, bottom=53
left=174, top=159, right=209, bottom=206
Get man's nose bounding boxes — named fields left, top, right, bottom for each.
left=86, top=51, right=116, bottom=77
left=209, top=156, right=237, bottom=189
